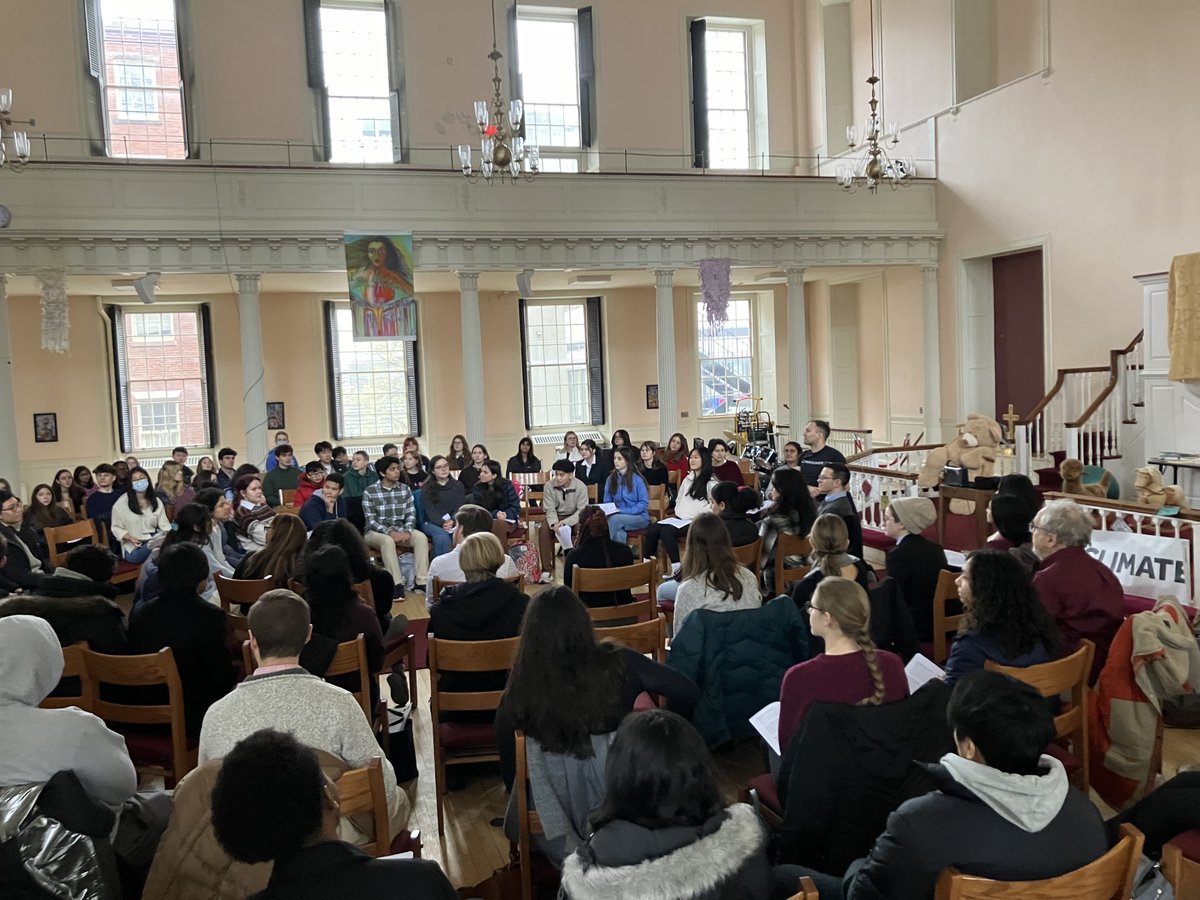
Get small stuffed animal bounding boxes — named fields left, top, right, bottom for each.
left=1059, top=459, right=1111, bottom=499
left=1133, top=466, right=1189, bottom=511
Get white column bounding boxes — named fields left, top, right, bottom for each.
left=922, top=265, right=942, bottom=442
left=786, top=267, right=811, bottom=432
left=458, top=271, right=486, bottom=443
left=236, top=273, right=267, bottom=466
left=0, top=275, right=19, bottom=490
left=654, top=269, right=678, bottom=445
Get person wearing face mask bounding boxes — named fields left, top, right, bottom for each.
left=544, top=460, right=589, bottom=551
left=110, top=467, right=170, bottom=564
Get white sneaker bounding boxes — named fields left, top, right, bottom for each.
left=538, top=571, right=553, bottom=584
left=671, top=561, right=682, bottom=575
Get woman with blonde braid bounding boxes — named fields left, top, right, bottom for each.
left=787, top=513, right=870, bottom=612
left=776, top=577, right=908, bottom=752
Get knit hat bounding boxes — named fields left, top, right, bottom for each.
left=891, top=496, right=936, bottom=535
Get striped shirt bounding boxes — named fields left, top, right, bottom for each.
left=362, top=479, right=415, bottom=534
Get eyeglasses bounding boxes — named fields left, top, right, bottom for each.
left=1, top=501, right=23, bottom=512
left=816, top=475, right=832, bottom=482
left=803, top=601, right=825, bottom=614
left=1030, top=523, right=1053, bottom=535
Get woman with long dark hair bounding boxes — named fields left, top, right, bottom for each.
left=398, top=450, right=428, bottom=490
left=673, top=512, right=762, bottom=635
left=560, top=709, right=770, bottom=899
left=110, top=467, right=169, bottom=563
left=505, top=437, right=542, bottom=477
left=662, top=432, right=690, bottom=477
left=193, top=455, right=217, bottom=488
left=944, top=550, right=1060, bottom=685
left=603, top=447, right=649, bottom=543
left=496, top=587, right=699, bottom=856
left=458, top=443, right=490, bottom=492
left=471, top=459, right=520, bottom=525
left=302, top=518, right=395, bottom=627
left=420, top=455, right=467, bottom=561
left=564, top=506, right=636, bottom=607
left=26, top=483, right=71, bottom=534
left=134, top=502, right=225, bottom=609
left=447, top=434, right=470, bottom=471
left=301, top=544, right=384, bottom=694
left=233, top=474, right=275, bottom=551
left=194, top=486, right=245, bottom=569
left=635, top=440, right=669, bottom=489
left=759, top=467, right=817, bottom=593
left=50, top=469, right=76, bottom=518
left=69, top=466, right=94, bottom=517
left=643, top=446, right=712, bottom=570
left=234, top=514, right=306, bottom=587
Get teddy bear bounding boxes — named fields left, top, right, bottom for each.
left=916, top=413, right=1004, bottom=513
left=1133, top=466, right=1189, bottom=511
left=1059, top=458, right=1112, bottom=499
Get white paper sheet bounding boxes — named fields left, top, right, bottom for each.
left=905, top=653, right=946, bottom=694
left=656, top=516, right=692, bottom=528
left=750, top=700, right=782, bottom=756
left=596, top=502, right=619, bottom=515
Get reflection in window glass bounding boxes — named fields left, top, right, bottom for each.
left=697, top=298, right=753, bottom=416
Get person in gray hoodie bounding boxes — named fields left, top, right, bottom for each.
left=773, top=669, right=1110, bottom=899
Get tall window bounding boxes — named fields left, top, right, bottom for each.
left=318, top=5, right=392, bottom=163
left=705, top=27, right=751, bottom=168
left=111, top=307, right=215, bottom=452
left=697, top=298, right=753, bottom=416
left=88, top=0, right=186, bottom=159
left=517, top=13, right=580, bottom=162
left=326, top=303, right=420, bottom=439
left=519, top=298, right=605, bottom=429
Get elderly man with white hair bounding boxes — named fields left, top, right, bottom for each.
left=1030, top=498, right=1123, bottom=682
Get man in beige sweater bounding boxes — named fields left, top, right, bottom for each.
left=198, top=589, right=410, bottom=838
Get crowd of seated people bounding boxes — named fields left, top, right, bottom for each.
left=0, top=425, right=1196, bottom=899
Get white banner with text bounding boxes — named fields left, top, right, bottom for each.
left=1085, top=529, right=1193, bottom=602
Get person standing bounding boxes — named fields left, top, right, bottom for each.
left=799, top=420, right=847, bottom=497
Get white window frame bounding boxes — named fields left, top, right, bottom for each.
left=318, top=1, right=394, bottom=164
left=111, top=59, right=160, bottom=122
left=701, top=18, right=769, bottom=171
left=516, top=6, right=584, bottom=173
left=325, top=301, right=421, bottom=441
left=696, top=295, right=755, bottom=418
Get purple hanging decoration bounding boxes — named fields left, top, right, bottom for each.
left=699, top=258, right=731, bottom=325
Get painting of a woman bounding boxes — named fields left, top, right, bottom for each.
left=344, top=233, right=416, bottom=340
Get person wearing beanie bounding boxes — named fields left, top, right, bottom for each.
left=884, top=496, right=948, bottom=642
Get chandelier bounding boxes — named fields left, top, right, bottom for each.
left=0, top=88, right=34, bottom=172
left=835, top=3, right=915, bottom=194
left=458, top=0, right=540, bottom=184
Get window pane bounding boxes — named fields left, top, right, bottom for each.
left=320, top=6, right=393, bottom=163
left=697, top=298, right=753, bottom=417
left=331, top=306, right=413, bottom=438
left=517, top=15, right=581, bottom=151
left=122, top=309, right=209, bottom=450
left=99, top=0, right=186, bottom=159
left=705, top=27, right=751, bottom=169
left=523, top=301, right=592, bottom=428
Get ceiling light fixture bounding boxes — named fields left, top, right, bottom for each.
left=0, top=88, right=34, bottom=172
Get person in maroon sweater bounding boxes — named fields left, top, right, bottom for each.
left=777, top=577, right=908, bottom=753
left=1031, top=498, right=1123, bottom=682
left=707, top=439, right=745, bottom=486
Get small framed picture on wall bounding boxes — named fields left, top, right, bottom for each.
left=33, top=412, right=58, bottom=443
left=266, top=402, right=286, bottom=430
left=646, top=384, right=659, bottom=410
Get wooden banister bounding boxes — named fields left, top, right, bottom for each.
left=1019, top=332, right=1144, bottom=427
left=847, top=465, right=919, bottom=481
left=845, top=443, right=942, bottom=464
left=1066, top=331, right=1146, bottom=428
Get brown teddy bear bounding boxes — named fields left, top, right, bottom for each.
left=916, top=413, right=1004, bottom=513
left=1059, top=459, right=1111, bottom=499
left=1133, top=466, right=1189, bottom=511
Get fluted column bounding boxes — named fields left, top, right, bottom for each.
left=458, top=271, right=486, bottom=443
left=235, top=273, right=267, bottom=466
left=654, top=269, right=678, bottom=444
left=922, top=265, right=942, bottom=442
left=786, top=267, right=811, bottom=431
left=0, top=275, right=18, bottom=490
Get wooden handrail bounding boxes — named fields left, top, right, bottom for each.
left=830, top=427, right=873, bottom=434
left=1019, top=369, right=1068, bottom=425
left=1066, top=331, right=1146, bottom=428
left=845, top=443, right=943, bottom=465
left=1019, top=331, right=1144, bottom=427
left=847, top=464, right=919, bottom=481
left=1042, top=490, right=1200, bottom=523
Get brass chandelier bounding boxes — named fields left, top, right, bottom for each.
left=0, top=87, right=33, bottom=172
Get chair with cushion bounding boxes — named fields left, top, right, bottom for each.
left=40, top=642, right=89, bottom=710
left=934, top=822, right=1143, bottom=899
left=775, top=533, right=813, bottom=597
left=81, top=646, right=195, bottom=787
left=214, top=572, right=275, bottom=614
left=1163, top=829, right=1200, bottom=896
left=336, top=756, right=423, bottom=858
left=930, top=570, right=963, bottom=665
left=427, top=634, right=521, bottom=835
left=986, top=639, right=1095, bottom=791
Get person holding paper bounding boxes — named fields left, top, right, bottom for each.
left=777, top=578, right=908, bottom=753
left=943, top=550, right=1059, bottom=686
left=643, top=447, right=715, bottom=573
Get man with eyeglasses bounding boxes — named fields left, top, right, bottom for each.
left=0, top=490, right=51, bottom=592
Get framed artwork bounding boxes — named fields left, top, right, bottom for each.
left=33, top=412, right=58, bottom=443
left=646, top=384, right=660, bottom=410
left=344, top=232, right=417, bottom=341
left=266, top=402, right=286, bottom=430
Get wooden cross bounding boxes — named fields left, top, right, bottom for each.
left=1002, top=403, right=1020, bottom=443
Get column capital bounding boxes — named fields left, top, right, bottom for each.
left=235, top=273, right=262, bottom=293
left=653, top=269, right=675, bottom=290
left=785, top=267, right=807, bottom=287
left=456, top=270, right=480, bottom=290
left=921, top=264, right=939, bottom=281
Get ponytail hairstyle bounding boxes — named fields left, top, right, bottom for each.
left=809, top=513, right=851, bottom=577
left=711, top=482, right=763, bottom=517
left=813, top=577, right=885, bottom=706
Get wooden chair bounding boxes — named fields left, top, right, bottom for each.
left=787, top=879, right=820, bottom=900
left=225, top=608, right=250, bottom=649
left=334, top=757, right=421, bottom=858
left=595, top=614, right=668, bottom=663
left=985, top=639, right=1095, bottom=791
left=287, top=577, right=373, bottom=608
left=518, top=471, right=550, bottom=523
left=774, top=533, right=813, bottom=595
left=934, top=822, right=1143, bottom=899
left=279, top=489, right=296, bottom=507
left=427, top=635, right=520, bottom=835
left=325, top=634, right=373, bottom=722
left=214, top=572, right=276, bottom=613
left=736, top=457, right=755, bottom=480
left=572, top=558, right=659, bottom=607
left=586, top=483, right=598, bottom=503
left=1163, top=831, right=1200, bottom=897
left=733, top=535, right=764, bottom=575
left=44, top=519, right=100, bottom=567
left=668, top=469, right=682, bottom=491
left=586, top=597, right=655, bottom=625
left=514, top=729, right=546, bottom=900
left=40, top=642, right=89, bottom=710
left=429, top=573, right=524, bottom=604
left=81, top=646, right=196, bottom=787
left=626, top=484, right=668, bottom=558
left=931, top=570, right=964, bottom=665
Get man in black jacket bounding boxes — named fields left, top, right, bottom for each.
left=212, top=729, right=457, bottom=900
left=0, top=490, right=52, bottom=592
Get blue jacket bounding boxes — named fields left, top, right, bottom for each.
left=943, top=631, right=1051, bottom=686
left=668, top=596, right=809, bottom=746
left=299, top=493, right=347, bottom=532
left=603, top=474, right=648, bottom=516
